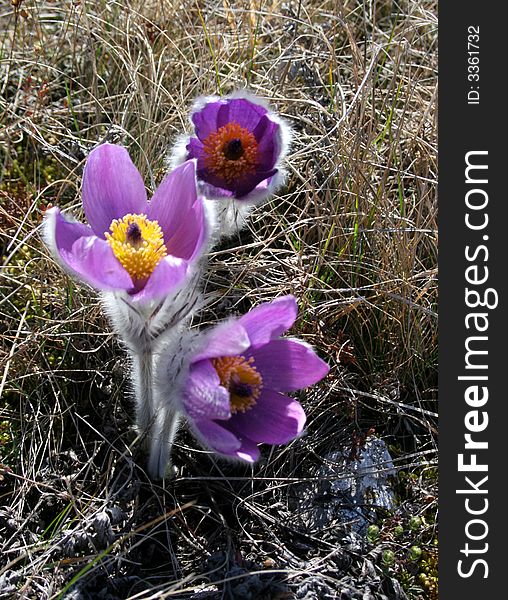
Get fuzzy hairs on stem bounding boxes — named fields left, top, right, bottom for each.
left=100, top=274, right=204, bottom=459
left=148, top=328, right=198, bottom=479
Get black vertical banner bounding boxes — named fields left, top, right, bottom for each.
left=439, top=3, right=507, bottom=598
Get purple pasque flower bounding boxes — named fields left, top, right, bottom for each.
left=181, top=295, right=329, bottom=462
left=44, top=143, right=207, bottom=303
left=182, top=91, right=290, bottom=203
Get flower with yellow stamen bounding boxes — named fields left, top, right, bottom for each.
left=43, top=144, right=207, bottom=303
left=212, top=355, right=263, bottom=413
left=181, top=295, right=330, bottom=463
left=105, top=214, right=167, bottom=282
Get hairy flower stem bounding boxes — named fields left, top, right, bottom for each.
left=130, top=341, right=156, bottom=447
left=148, top=403, right=181, bottom=479
left=214, top=200, right=252, bottom=240
left=101, top=286, right=202, bottom=478
left=146, top=326, right=193, bottom=479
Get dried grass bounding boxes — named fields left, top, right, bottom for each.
left=0, top=1, right=437, bottom=598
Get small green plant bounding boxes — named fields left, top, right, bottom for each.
left=408, top=546, right=423, bottom=562
left=393, top=524, right=404, bottom=538
left=0, top=420, right=12, bottom=447
left=382, top=549, right=396, bottom=568
left=367, top=524, right=380, bottom=543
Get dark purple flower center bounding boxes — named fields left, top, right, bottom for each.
left=230, top=375, right=253, bottom=398
left=223, top=138, right=244, bottom=161
left=126, top=222, right=143, bottom=246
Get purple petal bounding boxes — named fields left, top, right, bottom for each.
left=166, top=192, right=206, bottom=261
left=186, top=136, right=205, bottom=161
left=246, top=339, right=329, bottom=392
left=129, top=255, right=187, bottom=303
left=213, top=422, right=261, bottom=462
left=196, top=166, right=276, bottom=200
left=193, top=419, right=241, bottom=453
left=251, top=114, right=271, bottom=142
left=216, top=98, right=267, bottom=131
left=195, top=168, right=235, bottom=194
left=203, top=173, right=279, bottom=204
left=239, top=176, right=274, bottom=202
left=237, top=173, right=281, bottom=204
left=199, top=180, right=234, bottom=200
left=254, top=117, right=282, bottom=170
left=148, top=160, right=197, bottom=225
left=183, top=360, right=231, bottom=421
left=191, top=100, right=223, bottom=142
left=239, top=295, right=298, bottom=347
left=45, top=206, right=94, bottom=250
left=67, top=237, right=134, bottom=290
left=146, top=160, right=205, bottom=261
left=231, top=389, right=306, bottom=444
left=232, top=169, right=277, bottom=199
left=194, top=320, right=251, bottom=362
left=82, top=143, right=148, bottom=237
left=193, top=419, right=261, bottom=462
left=46, top=207, right=133, bottom=290
left=231, top=436, right=260, bottom=462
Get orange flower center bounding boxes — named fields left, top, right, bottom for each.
left=212, top=355, right=263, bottom=414
left=203, top=122, right=259, bottom=182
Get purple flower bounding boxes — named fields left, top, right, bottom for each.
left=44, top=143, right=207, bottom=303
left=180, top=295, right=329, bottom=462
left=180, top=91, right=291, bottom=203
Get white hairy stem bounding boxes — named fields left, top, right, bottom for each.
left=147, top=402, right=181, bottom=480
left=213, top=200, right=253, bottom=241
left=147, top=327, right=197, bottom=479
left=130, top=338, right=156, bottom=445
left=101, top=281, right=202, bottom=478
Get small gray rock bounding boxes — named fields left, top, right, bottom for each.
left=297, top=438, right=396, bottom=535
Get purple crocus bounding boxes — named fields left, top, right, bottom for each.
left=179, top=91, right=291, bottom=203
left=180, top=295, right=329, bottom=462
left=44, top=143, right=207, bottom=303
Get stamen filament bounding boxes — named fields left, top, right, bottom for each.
left=212, top=355, right=263, bottom=414
left=203, top=122, right=259, bottom=182
left=105, top=213, right=167, bottom=281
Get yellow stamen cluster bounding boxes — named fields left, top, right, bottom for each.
left=105, top=213, right=167, bottom=281
left=212, top=355, right=263, bottom=414
left=203, top=122, right=259, bottom=182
